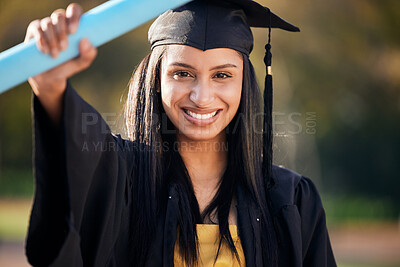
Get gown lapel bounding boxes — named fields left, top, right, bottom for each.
left=236, top=182, right=263, bottom=267
left=163, top=184, right=179, bottom=267
left=154, top=182, right=264, bottom=267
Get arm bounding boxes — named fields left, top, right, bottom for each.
left=27, top=82, right=134, bottom=267
left=27, top=82, right=134, bottom=266
left=25, top=3, right=97, bottom=125
left=25, top=5, right=133, bottom=266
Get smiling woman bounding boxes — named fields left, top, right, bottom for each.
left=24, top=1, right=336, bottom=267
left=161, top=45, right=243, bottom=141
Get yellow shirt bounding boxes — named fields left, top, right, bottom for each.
left=174, top=224, right=246, bottom=267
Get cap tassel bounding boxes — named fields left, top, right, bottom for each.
left=263, top=11, right=273, bottom=189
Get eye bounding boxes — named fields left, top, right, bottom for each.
left=173, top=71, right=192, bottom=79
left=214, top=72, right=232, bottom=79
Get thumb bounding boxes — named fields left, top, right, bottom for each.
left=68, top=38, right=97, bottom=76
left=54, top=38, right=97, bottom=79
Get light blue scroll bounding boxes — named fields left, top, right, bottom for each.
left=0, top=0, right=191, bottom=94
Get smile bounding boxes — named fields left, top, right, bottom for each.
left=184, top=109, right=218, bottom=120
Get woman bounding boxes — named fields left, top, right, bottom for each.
left=25, top=1, right=336, bottom=266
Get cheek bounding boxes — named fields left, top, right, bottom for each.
left=161, top=87, right=174, bottom=125
left=160, top=81, right=185, bottom=121
left=160, top=76, right=174, bottom=108
left=161, top=88, right=172, bottom=109
left=224, top=82, right=242, bottom=113
left=233, top=85, right=242, bottom=107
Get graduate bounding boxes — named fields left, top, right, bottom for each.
left=25, top=0, right=336, bottom=266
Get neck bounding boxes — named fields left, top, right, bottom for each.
left=177, top=132, right=227, bottom=198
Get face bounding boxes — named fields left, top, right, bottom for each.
left=160, top=45, right=243, bottom=142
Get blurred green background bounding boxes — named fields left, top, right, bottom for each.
left=0, top=0, right=399, bottom=266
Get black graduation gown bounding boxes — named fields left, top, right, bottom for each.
left=26, top=82, right=336, bottom=267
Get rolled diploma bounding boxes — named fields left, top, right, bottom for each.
left=0, top=0, right=191, bottom=94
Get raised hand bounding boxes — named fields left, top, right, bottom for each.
left=25, top=3, right=97, bottom=124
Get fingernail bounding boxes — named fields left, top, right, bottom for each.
left=51, top=48, right=58, bottom=58
left=68, top=23, right=76, bottom=34
left=61, top=40, right=68, bottom=50
left=42, top=47, right=49, bottom=54
left=81, top=39, right=90, bottom=50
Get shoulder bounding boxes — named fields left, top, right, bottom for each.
left=269, top=167, right=336, bottom=265
left=268, top=165, right=323, bottom=215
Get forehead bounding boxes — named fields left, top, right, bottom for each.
left=162, top=45, right=243, bottom=66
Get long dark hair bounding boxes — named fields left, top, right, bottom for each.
left=124, top=46, right=277, bottom=266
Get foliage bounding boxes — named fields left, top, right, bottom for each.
left=264, top=0, right=400, bottom=212
left=0, top=169, right=33, bottom=198
left=0, top=0, right=399, bottom=215
left=323, top=194, right=398, bottom=224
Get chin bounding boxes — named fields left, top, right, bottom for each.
left=177, top=128, right=224, bottom=143
left=179, top=132, right=218, bottom=142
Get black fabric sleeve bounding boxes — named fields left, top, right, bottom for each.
left=26, top=82, right=134, bottom=267
left=295, top=177, right=336, bottom=267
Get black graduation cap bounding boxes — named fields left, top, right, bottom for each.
left=149, top=0, right=299, bottom=55
left=148, top=0, right=299, bottom=188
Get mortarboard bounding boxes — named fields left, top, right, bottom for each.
left=149, top=0, right=299, bottom=55
left=148, top=0, right=299, bottom=188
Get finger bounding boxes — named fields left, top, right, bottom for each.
left=40, top=17, right=60, bottom=58
left=47, top=38, right=97, bottom=79
left=51, top=10, right=68, bottom=51
left=66, top=3, right=83, bottom=34
left=25, top=20, right=49, bottom=54
left=24, top=20, right=38, bottom=42
left=70, top=38, right=98, bottom=74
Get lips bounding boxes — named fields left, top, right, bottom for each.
left=184, top=109, right=218, bottom=119
left=182, top=108, right=221, bottom=125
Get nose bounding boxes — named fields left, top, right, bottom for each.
left=189, top=79, right=215, bottom=107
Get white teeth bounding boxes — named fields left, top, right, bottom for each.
left=185, top=109, right=218, bottom=119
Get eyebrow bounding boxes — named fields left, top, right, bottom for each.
left=169, top=62, right=238, bottom=71
left=170, top=62, right=195, bottom=70
left=210, top=63, right=237, bottom=71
